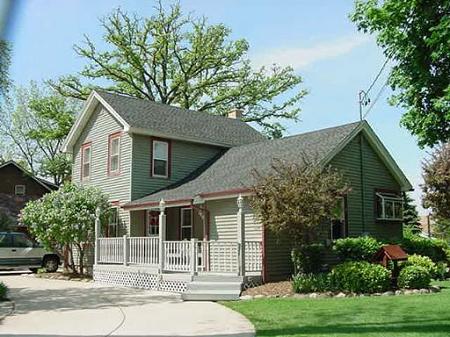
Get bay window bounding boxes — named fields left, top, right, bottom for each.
left=376, top=192, right=403, bottom=221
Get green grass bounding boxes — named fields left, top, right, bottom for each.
left=224, top=281, right=450, bottom=337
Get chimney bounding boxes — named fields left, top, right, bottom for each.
left=227, top=108, right=243, bottom=120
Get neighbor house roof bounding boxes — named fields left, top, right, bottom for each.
left=126, top=120, right=413, bottom=209
left=62, top=90, right=266, bottom=152
left=0, top=161, right=57, bottom=191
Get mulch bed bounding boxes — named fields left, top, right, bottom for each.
left=32, top=272, right=92, bottom=282
left=242, top=281, right=293, bottom=297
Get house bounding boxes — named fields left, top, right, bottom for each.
left=62, top=90, right=412, bottom=300
left=0, top=161, right=56, bottom=231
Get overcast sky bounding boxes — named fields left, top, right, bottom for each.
left=5, top=0, right=428, bottom=213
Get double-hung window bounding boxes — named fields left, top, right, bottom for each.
left=108, top=133, right=121, bottom=175
left=146, top=211, right=159, bottom=236
left=152, top=140, right=169, bottom=178
left=108, top=207, right=119, bottom=237
left=331, top=198, right=347, bottom=240
left=376, top=192, right=403, bottom=221
left=180, top=208, right=192, bottom=240
left=81, top=143, right=92, bottom=180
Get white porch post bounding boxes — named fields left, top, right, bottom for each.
left=190, top=238, right=198, bottom=276
left=158, top=199, right=166, bottom=273
left=94, top=207, right=101, bottom=265
left=237, top=194, right=246, bottom=276
left=123, top=234, right=128, bottom=266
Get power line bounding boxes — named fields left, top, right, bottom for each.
left=366, top=58, right=389, bottom=96
left=363, top=80, right=389, bottom=119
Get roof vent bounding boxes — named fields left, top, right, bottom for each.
left=227, top=108, right=243, bottom=120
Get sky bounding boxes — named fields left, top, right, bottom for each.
left=4, top=0, right=428, bottom=213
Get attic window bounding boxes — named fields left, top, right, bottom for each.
left=151, top=139, right=169, bottom=178
left=15, top=185, right=26, bottom=196
left=376, top=192, right=403, bottom=221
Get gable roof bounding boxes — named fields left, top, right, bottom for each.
left=124, top=121, right=413, bottom=209
left=62, top=90, right=266, bottom=152
left=0, top=161, right=57, bottom=191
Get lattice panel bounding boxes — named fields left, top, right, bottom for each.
left=243, top=276, right=263, bottom=290
left=93, top=269, right=187, bottom=293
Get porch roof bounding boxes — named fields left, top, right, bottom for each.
left=124, top=121, right=362, bottom=209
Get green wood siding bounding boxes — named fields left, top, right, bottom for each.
left=131, top=134, right=223, bottom=200
left=264, top=132, right=404, bottom=281
left=72, top=105, right=131, bottom=233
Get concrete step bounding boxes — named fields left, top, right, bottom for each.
left=193, top=274, right=243, bottom=283
left=187, top=281, right=242, bottom=291
left=182, top=289, right=240, bottom=301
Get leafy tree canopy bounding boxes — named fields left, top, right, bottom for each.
left=352, top=0, right=450, bottom=148
left=21, top=183, right=110, bottom=274
left=49, top=2, right=307, bottom=138
left=251, top=159, right=351, bottom=245
left=0, top=40, right=11, bottom=97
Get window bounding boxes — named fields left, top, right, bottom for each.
left=146, top=211, right=159, bottom=236
left=376, top=192, right=403, bottom=221
left=0, top=233, right=12, bottom=248
left=331, top=198, right=347, bottom=240
left=15, top=185, right=26, bottom=196
left=180, top=208, right=192, bottom=240
left=108, top=134, right=121, bottom=175
left=108, top=207, right=119, bottom=237
left=81, top=143, right=92, bottom=180
left=12, top=234, right=34, bottom=248
left=152, top=140, right=169, bottom=178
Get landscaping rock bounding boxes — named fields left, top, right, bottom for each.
left=395, top=290, right=403, bottom=296
left=430, top=285, right=441, bottom=293
left=309, top=292, right=319, bottom=299
left=419, top=288, right=429, bottom=294
left=404, top=289, right=414, bottom=295
left=382, top=291, right=394, bottom=296
left=240, top=295, right=253, bottom=300
left=293, top=293, right=307, bottom=299
left=412, top=289, right=420, bottom=294
left=335, top=292, right=346, bottom=298
left=254, top=294, right=265, bottom=299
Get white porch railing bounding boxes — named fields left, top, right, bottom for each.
left=96, top=237, right=262, bottom=275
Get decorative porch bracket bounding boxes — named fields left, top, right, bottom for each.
left=94, top=207, right=101, bottom=265
left=158, top=199, right=167, bottom=273
left=237, top=194, right=246, bottom=276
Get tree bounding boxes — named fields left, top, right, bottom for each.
left=0, top=40, right=11, bottom=97
left=351, top=0, right=450, bottom=148
left=251, top=159, right=351, bottom=245
left=422, top=143, right=450, bottom=224
left=49, top=2, right=306, bottom=138
left=21, top=183, right=110, bottom=274
left=0, top=83, right=79, bottom=184
left=403, top=192, right=420, bottom=234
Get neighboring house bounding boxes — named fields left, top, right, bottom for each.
left=419, top=215, right=436, bottom=238
left=0, top=161, right=56, bottom=231
left=62, top=90, right=412, bottom=299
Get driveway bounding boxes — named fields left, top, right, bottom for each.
left=0, top=274, right=254, bottom=337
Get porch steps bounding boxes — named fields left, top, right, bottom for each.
left=182, top=275, right=243, bottom=301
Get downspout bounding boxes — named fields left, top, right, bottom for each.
left=359, top=133, right=366, bottom=234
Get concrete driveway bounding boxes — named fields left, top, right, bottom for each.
left=0, top=274, right=254, bottom=337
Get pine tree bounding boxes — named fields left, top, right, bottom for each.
left=403, top=192, right=420, bottom=234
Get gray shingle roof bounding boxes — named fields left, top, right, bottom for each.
left=125, top=121, right=361, bottom=207
left=96, top=91, right=266, bottom=147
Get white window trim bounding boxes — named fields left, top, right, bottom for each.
left=109, top=135, right=121, bottom=175
left=152, top=140, right=169, bottom=178
left=81, top=144, right=92, bottom=180
left=146, top=210, right=159, bottom=237
left=376, top=192, right=403, bottom=221
left=180, top=208, right=193, bottom=240
left=14, top=185, right=26, bottom=196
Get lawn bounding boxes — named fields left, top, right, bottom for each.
left=224, top=281, right=450, bottom=337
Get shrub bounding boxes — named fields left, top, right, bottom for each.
left=400, top=234, right=448, bottom=263
left=291, top=243, right=325, bottom=274
left=330, top=261, right=391, bottom=293
left=403, top=254, right=437, bottom=278
left=435, top=262, right=449, bottom=280
left=333, top=236, right=382, bottom=262
left=397, top=265, right=431, bottom=289
left=0, top=282, right=8, bottom=300
left=292, top=273, right=330, bottom=293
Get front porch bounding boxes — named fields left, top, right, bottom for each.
left=93, top=195, right=263, bottom=297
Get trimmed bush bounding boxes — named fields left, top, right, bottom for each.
left=291, top=243, right=325, bottom=274
left=333, top=236, right=382, bottom=262
left=435, top=262, right=449, bottom=280
left=397, top=265, right=431, bottom=289
left=400, top=234, right=448, bottom=263
left=330, top=261, right=391, bottom=293
left=0, top=282, right=8, bottom=300
left=292, top=273, right=330, bottom=293
left=403, top=254, right=437, bottom=278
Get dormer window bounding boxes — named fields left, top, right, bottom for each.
left=376, top=192, right=403, bottom=221
left=81, top=143, right=92, bottom=180
left=151, top=139, right=169, bottom=178
left=108, top=133, right=121, bottom=175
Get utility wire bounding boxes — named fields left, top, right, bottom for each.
left=363, top=79, right=389, bottom=119
left=366, top=58, right=389, bottom=95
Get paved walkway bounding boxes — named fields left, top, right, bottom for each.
left=0, top=274, right=254, bottom=337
